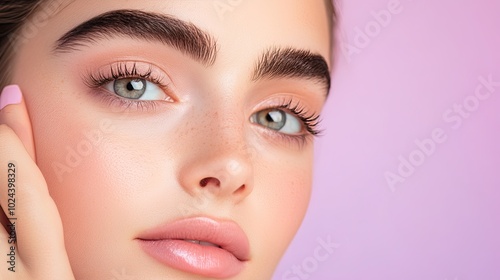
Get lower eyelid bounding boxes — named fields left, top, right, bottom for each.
left=251, top=122, right=314, bottom=149
left=86, top=87, right=161, bottom=112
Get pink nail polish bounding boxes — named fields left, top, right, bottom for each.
left=0, top=85, right=22, bottom=110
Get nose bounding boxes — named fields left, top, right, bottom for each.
left=176, top=113, right=255, bottom=204
left=178, top=152, right=254, bottom=203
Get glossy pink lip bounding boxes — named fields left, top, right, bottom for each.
left=136, top=217, right=250, bottom=278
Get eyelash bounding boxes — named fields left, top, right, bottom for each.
left=83, top=62, right=323, bottom=146
left=261, top=98, right=323, bottom=147
left=84, top=62, right=170, bottom=112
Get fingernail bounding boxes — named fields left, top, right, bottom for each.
left=0, top=85, right=23, bottom=110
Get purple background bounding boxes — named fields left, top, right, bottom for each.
left=274, top=0, right=500, bottom=279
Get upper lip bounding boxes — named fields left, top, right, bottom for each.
left=136, top=216, right=250, bottom=261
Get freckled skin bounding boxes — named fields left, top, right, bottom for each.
left=10, top=0, right=331, bottom=279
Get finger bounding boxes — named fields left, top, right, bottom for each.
left=0, top=124, right=73, bottom=275
left=0, top=89, right=73, bottom=275
left=0, top=85, right=36, bottom=160
left=0, top=85, right=23, bottom=241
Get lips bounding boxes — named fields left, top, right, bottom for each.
left=136, top=216, right=250, bottom=278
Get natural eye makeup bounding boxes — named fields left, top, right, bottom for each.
left=82, top=61, right=175, bottom=111
left=82, top=61, right=322, bottom=147
left=250, top=97, right=323, bottom=147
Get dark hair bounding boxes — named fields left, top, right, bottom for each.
left=0, top=0, right=337, bottom=89
left=0, top=0, right=45, bottom=87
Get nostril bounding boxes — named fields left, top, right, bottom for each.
left=233, top=184, right=247, bottom=195
left=200, top=177, right=221, bottom=187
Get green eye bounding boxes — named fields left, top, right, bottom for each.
left=105, top=78, right=168, bottom=101
left=113, top=78, right=147, bottom=99
left=251, top=108, right=302, bottom=134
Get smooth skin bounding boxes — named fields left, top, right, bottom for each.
left=0, top=87, right=74, bottom=279
left=0, top=0, right=331, bottom=279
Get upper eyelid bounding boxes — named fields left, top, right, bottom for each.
left=82, top=60, right=180, bottom=103
left=251, top=97, right=322, bottom=136
left=84, top=61, right=322, bottom=125
left=84, top=61, right=172, bottom=87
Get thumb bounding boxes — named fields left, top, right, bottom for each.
left=0, top=85, right=36, bottom=160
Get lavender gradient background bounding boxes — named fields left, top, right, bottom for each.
left=274, top=0, right=500, bottom=279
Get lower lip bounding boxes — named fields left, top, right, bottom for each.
left=138, top=239, right=245, bottom=278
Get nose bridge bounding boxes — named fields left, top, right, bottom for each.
left=198, top=96, right=248, bottom=155
left=199, top=100, right=254, bottom=181
left=176, top=96, right=255, bottom=203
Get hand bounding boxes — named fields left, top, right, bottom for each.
left=0, top=85, right=75, bottom=279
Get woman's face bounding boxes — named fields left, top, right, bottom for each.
left=10, top=0, right=331, bottom=279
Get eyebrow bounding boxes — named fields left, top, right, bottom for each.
left=252, top=47, right=331, bottom=95
left=53, top=9, right=217, bottom=65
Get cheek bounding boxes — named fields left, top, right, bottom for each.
left=247, top=149, right=313, bottom=275
left=30, top=101, right=165, bottom=230
left=22, top=85, right=169, bottom=272
left=32, top=117, right=178, bottom=277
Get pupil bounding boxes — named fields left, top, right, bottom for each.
left=266, top=110, right=284, bottom=123
left=114, top=78, right=147, bottom=99
left=127, top=79, right=144, bottom=91
left=259, top=110, right=286, bottom=131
